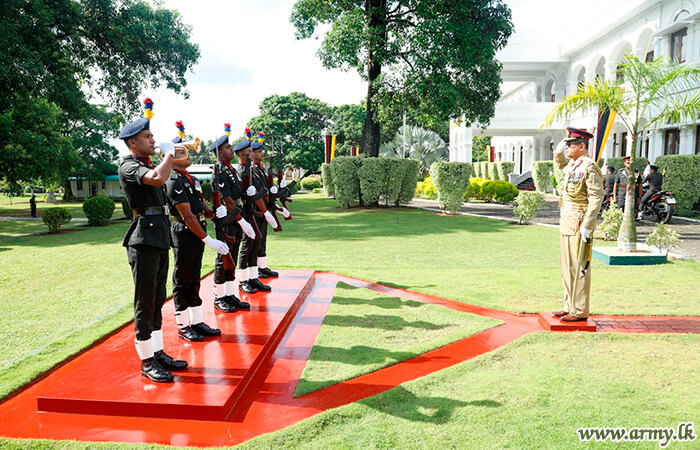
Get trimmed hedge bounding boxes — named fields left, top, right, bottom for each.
left=482, top=180, right=519, bottom=203
left=487, top=162, right=499, bottom=180
left=430, top=161, right=472, bottom=213
left=330, top=156, right=362, bottom=208
left=513, top=191, right=545, bottom=224
left=201, top=181, right=213, bottom=203
left=473, top=162, right=482, bottom=178
left=381, top=158, right=407, bottom=206
left=83, top=194, right=115, bottom=226
left=398, top=159, right=420, bottom=205
left=553, top=158, right=567, bottom=194
left=358, top=158, right=385, bottom=206
left=496, top=161, right=515, bottom=181
left=466, top=177, right=487, bottom=200
left=600, top=156, right=648, bottom=173
left=321, top=163, right=334, bottom=198
left=42, top=207, right=72, bottom=233
left=532, top=160, right=554, bottom=193
left=300, top=176, right=321, bottom=190
left=655, top=154, right=700, bottom=212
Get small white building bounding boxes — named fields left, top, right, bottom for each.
left=450, top=0, right=700, bottom=174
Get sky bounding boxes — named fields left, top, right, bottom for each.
left=112, top=0, right=589, bottom=155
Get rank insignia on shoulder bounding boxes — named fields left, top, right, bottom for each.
left=175, top=189, right=183, bottom=194
left=219, top=182, right=225, bottom=188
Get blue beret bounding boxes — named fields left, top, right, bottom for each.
left=233, top=139, right=251, bottom=152
left=118, top=117, right=150, bottom=140
left=172, top=136, right=182, bottom=144
left=209, top=135, right=229, bottom=153
left=251, top=141, right=263, bottom=150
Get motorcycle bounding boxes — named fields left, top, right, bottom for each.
left=638, top=185, right=675, bottom=224
left=599, top=191, right=614, bottom=216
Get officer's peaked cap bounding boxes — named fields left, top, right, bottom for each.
left=564, top=127, right=594, bottom=141
left=118, top=117, right=150, bottom=140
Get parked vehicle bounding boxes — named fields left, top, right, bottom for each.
left=638, top=187, right=675, bottom=224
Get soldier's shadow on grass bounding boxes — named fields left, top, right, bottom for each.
left=303, top=344, right=420, bottom=366
left=361, top=386, right=501, bottom=424
left=322, top=314, right=447, bottom=331
left=5, top=221, right=128, bottom=248
left=332, top=294, right=425, bottom=310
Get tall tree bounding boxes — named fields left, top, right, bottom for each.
left=247, top=93, right=331, bottom=173
left=329, top=103, right=366, bottom=156
left=543, top=54, right=700, bottom=252
left=0, top=0, right=199, bottom=194
left=291, top=0, right=513, bottom=157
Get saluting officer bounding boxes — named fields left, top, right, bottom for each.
left=118, top=110, right=187, bottom=383
left=251, top=135, right=282, bottom=279
left=552, top=127, right=604, bottom=322
left=235, top=137, right=278, bottom=294
left=166, top=126, right=229, bottom=341
left=613, top=156, right=630, bottom=210
left=211, top=134, right=256, bottom=312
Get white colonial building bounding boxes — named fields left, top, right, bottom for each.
left=450, top=0, right=700, bottom=176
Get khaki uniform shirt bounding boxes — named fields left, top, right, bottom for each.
left=555, top=151, right=604, bottom=235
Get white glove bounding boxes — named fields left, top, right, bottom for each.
left=237, top=217, right=256, bottom=239
left=202, top=235, right=229, bottom=255
left=280, top=179, right=287, bottom=188
left=264, top=210, right=279, bottom=229
left=246, top=186, right=256, bottom=196
left=270, top=186, right=278, bottom=194
left=281, top=207, right=291, bottom=219
left=579, top=226, right=592, bottom=243
left=158, top=142, right=175, bottom=158
left=215, top=205, right=227, bottom=218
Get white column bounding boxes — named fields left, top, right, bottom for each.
left=651, top=130, right=664, bottom=162
left=680, top=127, right=693, bottom=154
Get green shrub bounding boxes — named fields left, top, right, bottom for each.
left=398, top=159, right=420, bottom=205
left=490, top=180, right=519, bottom=203
left=473, top=162, right=482, bottom=178
left=430, top=161, right=472, bottom=214
left=597, top=203, right=623, bottom=240
left=553, top=158, right=567, bottom=194
left=121, top=198, right=132, bottom=218
left=487, top=162, right=499, bottom=180
left=82, top=194, right=115, bottom=226
left=415, top=176, right=437, bottom=199
left=381, top=158, right=407, bottom=206
left=200, top=181, right=213, bottom=203
left=496, top=161, right=515, bottom=181
left=645, top=222, right=682, bottom=256
left=42, top=207, right=72, bottom=233
left=466, top=177, right=486, bottom=200
left=330, top=156, right=361, bottom=208
left=513, top=191, right=545, bottom=224
left=300, top=176, right=322, bottom=190
left=312, top=187, right=321, bottom=193
left=321, top=163, right=334, bottom=198
left=655, top=154, right=700, bottom=212
left=358, top=157, right=385, bottom=206
left=600, top=156, right=648, bottom=173
left=532, top=161, right=554, bottom=193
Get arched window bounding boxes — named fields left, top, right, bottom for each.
left=577, top=67, right=586, bottom=91
left=545, top=79, right=555, bottom=102
left=595, top=58, right=606, bottom=81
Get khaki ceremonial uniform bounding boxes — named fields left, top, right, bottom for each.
left=555, top=151, right=604, bottom=318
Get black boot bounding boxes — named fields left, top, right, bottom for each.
left=259, top=267, right=279, bottom=278
left=227, top=295, right=251, bottom=310
left=249, top=278, right=271, bottom=292
left=154, top=350, right=188, bottom=371
left=141, top=357, right=174, bottom=382
left=192, top=322, right=222, bottom=337
left=178, top=325, right=204, bottom=342
left=214, top=297, right=237, bottom=313
left=240, top=280, right=257, bottom=294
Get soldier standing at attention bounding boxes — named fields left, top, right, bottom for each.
left=166, top=122, right=229, bottom=341
left=552, top=127, right=603, bottom=322
left=613, top=156, right=630, bottom=210
left=211, top=129, right=256, bottom=312
left=603, top=166, right=615, bottom=200
left=118, top=99, right=187, bottom=382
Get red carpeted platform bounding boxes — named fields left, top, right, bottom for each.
left=0, top=271, right=698, bottom=447
left=537, top=312, right=597, bottom=332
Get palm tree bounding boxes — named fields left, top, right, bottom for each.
left=542, top=54, right=700, bottom=251
left=380, top=125, right=448, bottom=177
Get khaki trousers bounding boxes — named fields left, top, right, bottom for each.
left=560, top=234, right=591, bottom=318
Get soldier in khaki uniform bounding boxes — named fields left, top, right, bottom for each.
left=552, top=127, right=604, bottom=322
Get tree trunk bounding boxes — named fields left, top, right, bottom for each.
left=62, top=180, right=75, bottom=202
left=361, top=0, right=387, bottom=158
left=617, top=135, right=638, bottom=251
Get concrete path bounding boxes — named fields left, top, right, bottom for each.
left=409, top=197, right=700, bottom=262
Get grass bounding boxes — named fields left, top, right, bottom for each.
left=295, top=282, right=502, bottom=396
left=0, top=194, right=124, bottom=220
left=0, top=219, right=51, bottom=241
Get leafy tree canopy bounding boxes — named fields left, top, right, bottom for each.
left=291, top=0, right=513, bottom=156
left=0, top=0, right=199, bottom=194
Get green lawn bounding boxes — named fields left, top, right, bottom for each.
left=0, top=194, right=124, bottom=220
left=0, top=219, right=51, bottom=241
left=295, top=282, right=502, bottom=396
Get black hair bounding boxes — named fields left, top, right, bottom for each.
left=607, top=166, right=615, bottom=173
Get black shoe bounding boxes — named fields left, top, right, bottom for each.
left=154, top=350, right=188, bottom=371
left=249, top=278, right=271, bottom=292
left=260, top=267, right=279, bottom=278
left=141, top=358, right=174, bottom=382
left=178, top=325, right=204, bottom=342
left=214, top=297, right=237, bottom=313
left=191, top=322, right=221, bottom=337
left=227, top=295, right=251, bottom=310
left=240, top=281, right=257, bottom=294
